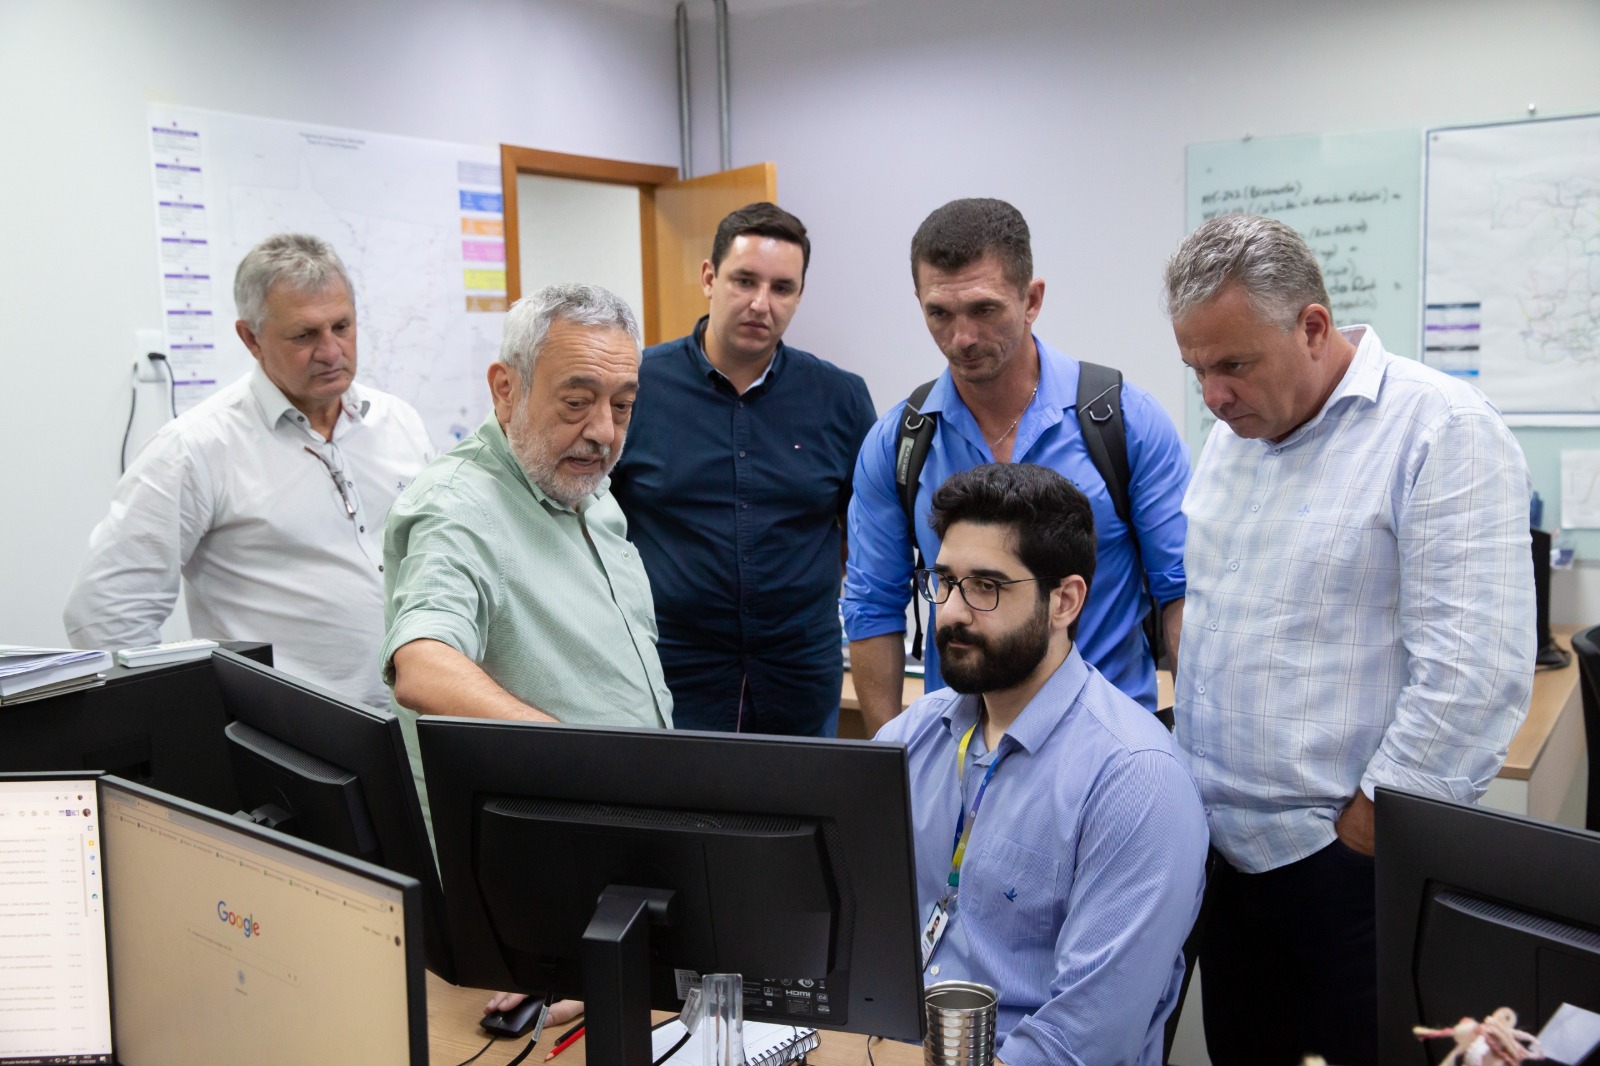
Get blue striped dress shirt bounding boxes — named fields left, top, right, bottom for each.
left=876, top=647, right=1207, bottom=1066
left=1177, top=326, right=1534, bottom=873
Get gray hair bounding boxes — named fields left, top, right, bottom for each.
left=233, top=234, right=354, bottom=333
left=1163, top=214, right=1331, bottom=330
left=500, top=283, right=641, bottom=389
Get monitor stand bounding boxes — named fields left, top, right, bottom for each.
left=582, top=886, right=677, bottom=1066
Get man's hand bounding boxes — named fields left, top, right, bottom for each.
left=1334, top=790, right=1375, bottom=856
left=483, top=991, right=584, bottom=1026
left=849, top=634, right=908, bottom=736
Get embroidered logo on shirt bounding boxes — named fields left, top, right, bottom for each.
left=1004, top=887, right=1018, bottom=902
left=1297, top=504, right=1311, bottom=517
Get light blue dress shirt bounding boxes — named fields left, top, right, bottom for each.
left=1177, top=326, right=1534, bottom=873
left=844, top=338, right=1189, bottom=710
left=876, top=647, right=1208, bottom=1066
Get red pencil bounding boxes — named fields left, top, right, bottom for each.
left=544, top=1025, right=585, bottom=1061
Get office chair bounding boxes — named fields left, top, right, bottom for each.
left=1573, top=624, right=1600, bottom=833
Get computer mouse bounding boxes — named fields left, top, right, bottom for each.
left=480, top=994, right=548, bottom=1039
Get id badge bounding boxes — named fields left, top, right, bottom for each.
left=920, top=894, right=955, bottom=972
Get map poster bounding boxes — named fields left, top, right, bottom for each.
left=146, top=106, right=507, bottom=444
left=1424, top=113, right=1600, bottom=425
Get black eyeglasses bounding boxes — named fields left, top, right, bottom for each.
left=304, top=446, right=357, bottom=520
left=914, top=568, right=1055, bottom=612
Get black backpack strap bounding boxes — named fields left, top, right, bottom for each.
left=1076, top=362, right=1169, bottom=670
left=895, top=380, right=938, bottom=661
left=1076, top=361, right=1133, bottom=529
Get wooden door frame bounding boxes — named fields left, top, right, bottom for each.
left=500, top=145, right=679, bottom=343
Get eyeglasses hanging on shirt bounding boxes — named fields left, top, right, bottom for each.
left=304, top=446, right=357, bottom=521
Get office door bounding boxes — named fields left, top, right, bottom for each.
left=501, top=147, right=776, bottom=346
left=650, top=163, right=778, bottom=342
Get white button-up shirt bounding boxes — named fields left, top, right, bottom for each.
left=1177, top=326, right=1534, bottom=873
left=64, top=366, right=434, bottom=708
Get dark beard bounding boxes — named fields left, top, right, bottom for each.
left=935, top=599, right=1050, bottom=695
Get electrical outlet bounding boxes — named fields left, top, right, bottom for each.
left=133, top=329, right=166, bottom=382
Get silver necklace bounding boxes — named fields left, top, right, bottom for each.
left=988, top=381, right=1039, bottom=449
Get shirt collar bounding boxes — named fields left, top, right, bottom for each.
left=938, top=643, right=1091, bottom=757
left=1274, top=324, right=1385, bottom=447
left=247, top=363, right=367, bottom=435
left=919, top=334, right=1069, bottom=419
left=691, top=316, right=785, bottom=393
left=477, top=412, right=610, bottom=514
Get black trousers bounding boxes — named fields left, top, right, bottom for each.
left=1200, top=840, right=1378, bottom=1066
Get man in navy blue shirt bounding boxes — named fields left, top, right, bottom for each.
left=611, top=203, right=877, bottom=735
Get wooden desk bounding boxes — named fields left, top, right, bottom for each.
left=1483, top=624, right=1588, bottom=824
left=426, top=973, right=921, bottom=1065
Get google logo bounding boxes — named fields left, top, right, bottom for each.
left=217, top=901, right=262, bottom=939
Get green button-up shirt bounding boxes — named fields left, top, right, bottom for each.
left=382, top=414, right=673, bottom=820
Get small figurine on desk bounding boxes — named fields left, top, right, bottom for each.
left=1413, top=1007, right=1545, bottom=1065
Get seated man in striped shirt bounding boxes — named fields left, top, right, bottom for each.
left=876, top=462, right=1206, bottom=1066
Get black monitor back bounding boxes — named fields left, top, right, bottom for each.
left=0, top=642, right=269, bottom=811
left=1376, top=787, right=1600, bottom=1064
left=419, top=717, right=924, bottom=1043
left=212, top=650, right=454, bottom=981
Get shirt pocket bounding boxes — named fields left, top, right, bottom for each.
left=964, top=835, right=1061, bottom=946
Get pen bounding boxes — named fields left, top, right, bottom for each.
left=545, top=1025, right=585, bottom=1061
left=550, top=1021, right=585, bottom=1046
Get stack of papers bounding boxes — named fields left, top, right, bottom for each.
left=651, top=1019, right=819, bottom=1066
left=0, top=646, right=112, bottom=705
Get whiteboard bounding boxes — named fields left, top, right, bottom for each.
left=1183, top=129, right=1423, bottom=457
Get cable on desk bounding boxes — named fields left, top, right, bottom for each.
left=119, top=353, right=176, bottom=474
left=504, top=1035, right=538, bottom=1065
left=451, top=1035, right=495, bottom=1066
left=866, top=1034, right=881, bottom=1066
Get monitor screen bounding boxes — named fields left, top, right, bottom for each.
left=1376, top=786, right=1600, bottom=1064
left=99, top=777, right=426, bottom=1065
left=0, top=772, right=112, bottom=1066
left=212, top=649, right=453, bottom=980
left=419, top=718, right=925, bottom=1066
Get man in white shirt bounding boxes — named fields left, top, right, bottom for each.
left=63, top=233, right=434, bottom=708
left=1164, top=214, right=1533, bottom=1066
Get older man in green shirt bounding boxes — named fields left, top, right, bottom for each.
left=383, top=282, right=673, bottom=780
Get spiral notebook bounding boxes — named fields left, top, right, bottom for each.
left=651, top=1018, right=820, bottom=1065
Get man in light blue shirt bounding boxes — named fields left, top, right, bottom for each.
left=1166, top=215, right=1533, bottom=1066
left=876, top=462, right=1207, bottom=1066
left=846, top=198, right=1189, bottom=735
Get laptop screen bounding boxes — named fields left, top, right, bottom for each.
left=0, top=775, right=113, bottom=1065
left=99, top=779, right=418, bottom=1065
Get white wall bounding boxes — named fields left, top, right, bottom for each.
left=0, top=0, right=678, bottom=646
left=707, top=0, right=1600, bottom=620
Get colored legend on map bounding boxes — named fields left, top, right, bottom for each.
left=465, top=295, right=508, bottom=312
left=463, top=240, right=504, bottom=263
left=463, top=269, right=506, bottom=291
left=461, top=218, right=503, bottom=237
left=1422, top=301, right=1482, bottom=379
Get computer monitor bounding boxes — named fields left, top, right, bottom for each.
left=1376, top=786, right=1600, bottom=1064
left=0, top=771, right=113, bottom=1065
left=418, top=718, right=925, bottom=1066
left=98, top=775, right=426, bottom=1065
left=211, top=649, right=453, bottom=980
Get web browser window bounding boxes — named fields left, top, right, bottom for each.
left=0, top=777, right=112, bottom=1066
left=100, top=782, right=412, bottom=1065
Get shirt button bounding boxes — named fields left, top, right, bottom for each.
left=622, top=550, right=630, bottom=558
left=1250, top=503, right=1260, bottom=512
left=1195, top=747, right=1206, bottom=757
left=1196, top=684, right=1206, bottom=695
left=741, top=502, right=749, bottom=509
left=929, top=964, right=940, bottom=976
left=1204, top=806, right=1212, bottom=815
left=1229, top=561, right=1239, bottom=571
left=1208, top=621, right=1217, bottom=631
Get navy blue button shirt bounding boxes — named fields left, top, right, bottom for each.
left=611, top=319, right=877, bottom=735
